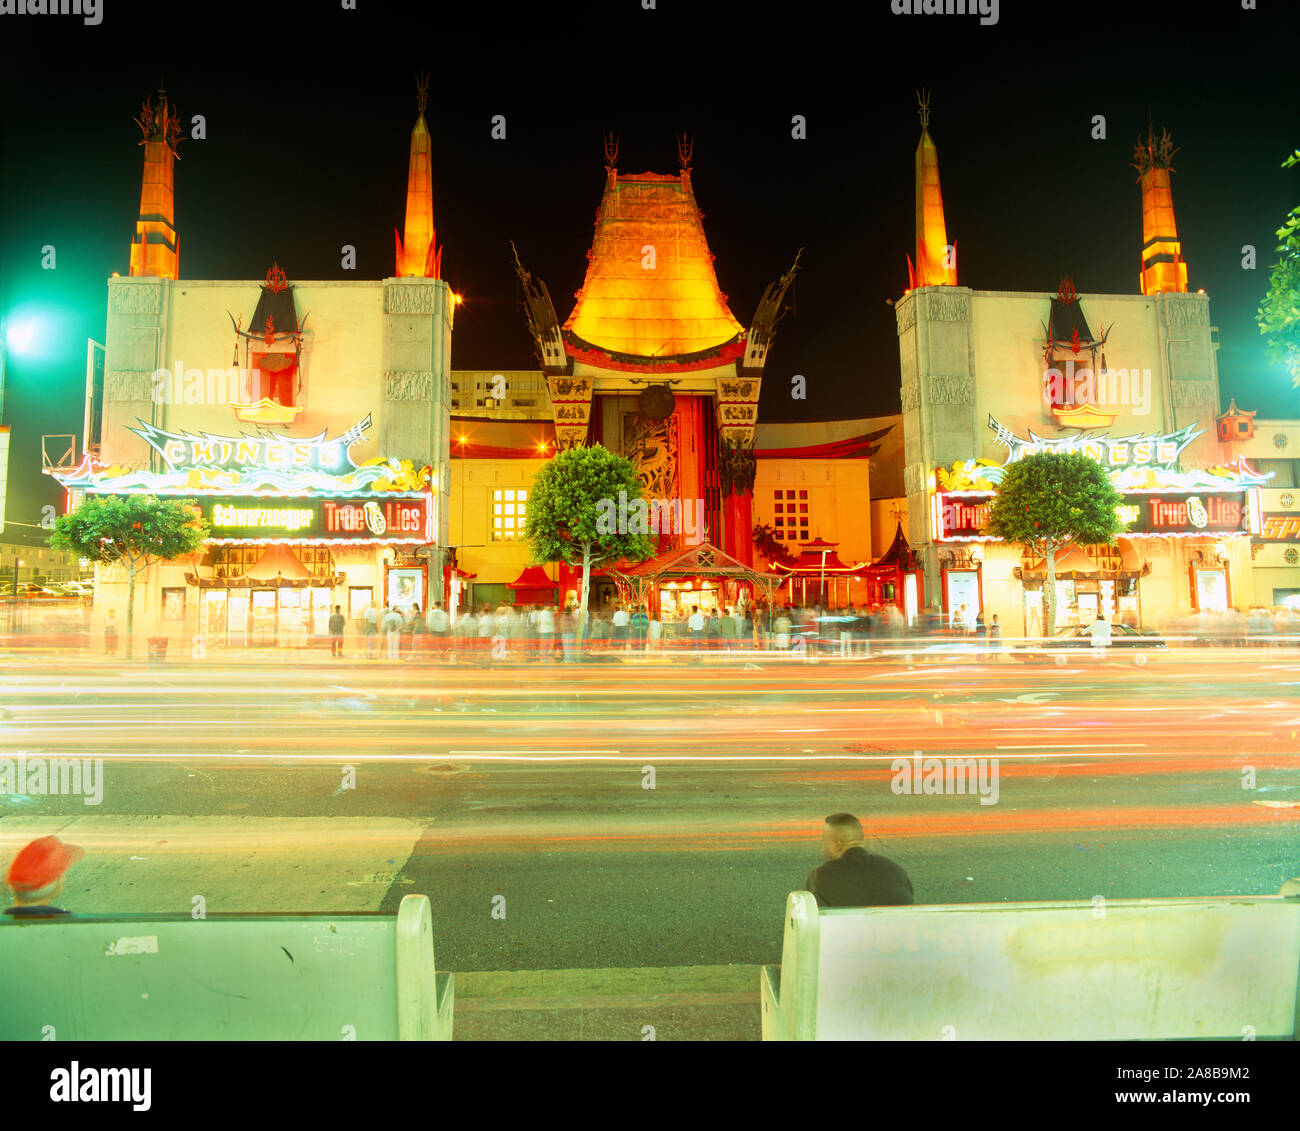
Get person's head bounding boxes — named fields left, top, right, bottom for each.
left=1096, top=612, right=1105, bottom=621
left=433, top=601, right=442, bottom=611
left=992, top=614, right=999, bottom=624
left=6, top=836, right=83, bottom=907
left=334, top=605, right=341, bottom=613
left=692, top=606, right=698, bottom=615
left=821, top=813, right=865, bottom=860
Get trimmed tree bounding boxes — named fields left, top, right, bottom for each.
left=1258, top=149, right=1300, bottom=388
left=984, top=452, right=1123, bottom=635
left=49, top=494, right=209, bottom=658
left=523, top=445, right=655, bottom=647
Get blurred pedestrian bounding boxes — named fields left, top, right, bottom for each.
left=382, top=605, right=403, bottom=660
left=103, top=608, right=118, bottom=655
left=328, top=604, right=346, bottom=657
left=1087, top=611, right=1112, bottom=652
left=774, top=607, right=792, bottom=650
left=363, top=602, right=379, bottom=658
left=4, top=836, right=84, bottom=918
left=630, top=603, right=649, bottom=650
left=612, top=603, right=630, bottom=650
left=428, top=601, right=450, bottom=657
left=536, top=604, right=556, bottom=661
left=720, top=606, right=737, bottom=652
left=805, top=814, right=913, bottom=908
left=688, top=605, right=705, bottom=650
left=559, top=604, right=577, bottom=663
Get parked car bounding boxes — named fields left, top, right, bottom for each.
left=53, top=581, right=94, bottom=598
left=1014, top=622, right=1168, bottom=666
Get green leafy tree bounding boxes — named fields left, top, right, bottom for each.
left=1258, top=149, right=1300, bottom=388
left=50, top=495, right=208, bottom=658
left=984, top=453, right=1123, bottom=635
left=523, top=445, right=654, bottom=646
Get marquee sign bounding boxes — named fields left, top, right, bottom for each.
left=935, top=489, right=1253, bottom=541
left=131, top=415, right=372, bottom=474
left=1260, top=513, right=1300, bottom=541
left=989, top=415, right=1201, bottom=469
left=191, top=492, right=433, bottom=545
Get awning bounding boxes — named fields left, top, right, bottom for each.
left=245, top=545, right=312, bottom=581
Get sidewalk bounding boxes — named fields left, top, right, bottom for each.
left=452, top=965, right=761, bottom=1041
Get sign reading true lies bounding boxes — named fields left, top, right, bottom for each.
left=197, top=493, right=431, bottom=544
left=936, top=490, right=1251, bottom=540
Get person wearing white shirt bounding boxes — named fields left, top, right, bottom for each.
left=612, top=605, right=630, bottom=650
left=688, top=606, right=705, bottom=650
left=1087, top=613, right=1113, bottom=650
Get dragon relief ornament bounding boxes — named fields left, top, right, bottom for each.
left=719, top=438, right=758, bottom=496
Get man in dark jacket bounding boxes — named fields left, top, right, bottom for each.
left=328, top=605, right=346, bottom=656
left=804, top=813, right=913, bottom=907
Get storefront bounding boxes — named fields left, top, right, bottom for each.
left=53, top=416, right=436, bottom=647
left=928, top=417, right=1268, bottom=633
left=933, top=478, right=1262, bottom=633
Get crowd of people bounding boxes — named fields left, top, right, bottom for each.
left=335, top=597, right=1009, bottom=661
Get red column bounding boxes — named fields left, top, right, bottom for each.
left=724, top=490, right=753, bottom=565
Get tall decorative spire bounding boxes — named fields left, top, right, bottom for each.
left=906, top=89, right=957, bottom=290
left=128, top=86, right=182, bottom=279
left=395, top=73, right=442, bottom=278
left=1132, top=122, right=1187, bottom=295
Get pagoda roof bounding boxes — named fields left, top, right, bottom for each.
left=865, top=523, right=916, bottom=571
left=772, top=538, right=864, bottom=575
left=562, top=169, right=744, bottom=361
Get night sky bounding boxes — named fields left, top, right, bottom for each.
left=2, top=0, right=1297, bottom=530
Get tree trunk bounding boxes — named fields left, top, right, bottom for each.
left=1043, top=538, right=1057, bottom=637
left=577, top=545, right=592, bottom=656
left=124, top=556, right=137, bottom=660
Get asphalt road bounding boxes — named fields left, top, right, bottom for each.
left=1, top=647, right=1297, bottom=970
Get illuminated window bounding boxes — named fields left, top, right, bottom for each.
left=492, top=488, right=528, bottom=541
left=773, top=491, right=810, bottom=544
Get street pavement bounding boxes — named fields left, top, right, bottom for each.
left=2, top=647, right=1297, bottom=975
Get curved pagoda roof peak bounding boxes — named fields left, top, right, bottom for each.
left=562, top=166, right=743, bottom=359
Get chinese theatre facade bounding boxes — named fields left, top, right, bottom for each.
left=509, top=136, right=801, bottom=568
left=896, top=100, right=1268, bottom=633
left=54, top=85, right=453, bottom=646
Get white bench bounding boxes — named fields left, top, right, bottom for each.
left=0, top=893, right=452, bottom=1041
left=761, top=889, right=1300, bottom=1040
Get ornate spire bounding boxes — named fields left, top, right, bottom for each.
left=128, top=86, right=181, bottom=279
left=394, top=73, right=442, bottom=278
left=676, top=132, right=693, bottom=172
left=907, top=89, right=956, bottom=290
left=1132, top=121, right=1187, bottom=295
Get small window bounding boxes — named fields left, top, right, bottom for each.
left=491, top=488, right=528, bottom=541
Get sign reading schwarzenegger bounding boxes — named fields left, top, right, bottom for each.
left=936, top=490, right=1250, bottom=540
left=196, top=494, right=432, bottom=544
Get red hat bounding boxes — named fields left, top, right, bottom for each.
left=6, top=836, right=84, bottom=893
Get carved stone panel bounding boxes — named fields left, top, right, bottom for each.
left=901, top=381, right=919, bottom=413
left=105, top=370, right=156, bottom=401
left=384, top=284, right=442, bottom=314
left=928, top=375, right=974, bottom=405
left=895, top=298, right=917, bottom=334
left=927, top=292, right=970, bottom=322
left=903, top=462, right=927, bottom=496
left=384, top=370, right=434, bottom=401
left=1171, top=380, right=1214, bottom=407
left=1165, top=300, right=1209, bottom=329
left=109, top=284, right=162, bottom=314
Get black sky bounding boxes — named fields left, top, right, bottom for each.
left=2, top=0, right=1298, bottom=528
